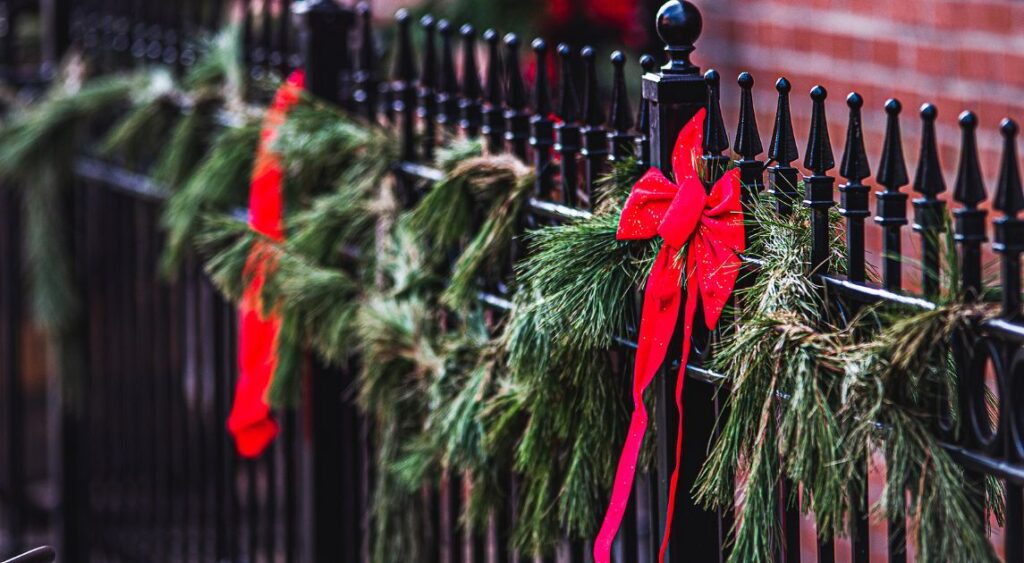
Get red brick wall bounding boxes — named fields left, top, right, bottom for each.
left=692, top=0, right=1024, bottom=191
left=692, top=1, right=1016, bottom=560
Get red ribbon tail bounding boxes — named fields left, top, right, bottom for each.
left=228, top=71, right=304, bottom=458
left=594, top=403, right=649, bottom=563
left=657, top=274, right=701, bottom=561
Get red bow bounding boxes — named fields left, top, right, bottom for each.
left=228, top=70, right=305, bottom=458
left=594, top=108, right=744, bottom=563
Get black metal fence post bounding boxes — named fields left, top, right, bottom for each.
left=643, top=2, right=724, bottom=562
left=294, top=3, right=361, bottom=562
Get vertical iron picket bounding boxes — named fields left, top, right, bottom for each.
left=635, top=55, right=655, bottom=170
left=702, top=68, right=733, bottom=563
left=801, top=84, right=838, bottom=563
left=393, top=9, right=417, bottom=166
left=607, top=51, right=635, bottom=163
left=580, top=46, right=607, bottom=200
left=437, top=20, right=459, bottom=135
left=504, top=34, right=529, bottom=160
left=767, top=78, right=799, bottom=217
left=355, top=3, right=379, bottom=123
left=994, top=119, right=1024, bottom=563
left=529, top=38, right=554, bottom=199
left=912, top=103, right=946, bottom=299
left=420, top=15, right=439, bottom=160
left=459, top=24, right=482, bottom=138
left=839, top=92, right=870, bottom=563
left=874, top=97, right=910, bottom=563
left=951, top=110, right=995, bottom=553
left=554, top=44, right=581, bottom=207
left=483, top=29, right=505, bottom=154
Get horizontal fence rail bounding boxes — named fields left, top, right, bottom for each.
left=0, top=0, right=1023, bottom=562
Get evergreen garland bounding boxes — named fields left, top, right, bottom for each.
left=481, top=161, right=656, bottom=553
left=840, top=302, right=1001, bottom=562
left=161, top=120, right=262, bottom=274
left=694, top=194, right=850, bottom=562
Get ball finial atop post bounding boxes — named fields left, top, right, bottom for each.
left=655, top=0, right=702, bottom=74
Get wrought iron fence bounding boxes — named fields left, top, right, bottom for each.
left=1, top=0, right=1023, bottom=562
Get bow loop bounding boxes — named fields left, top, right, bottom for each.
left=615, top=168, right=677, bottom=241
left=696, top=168, right=744, bottom=327
left=672, top=107, right=706, bottom=185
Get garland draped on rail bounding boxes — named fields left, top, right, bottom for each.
left=0, top=30, right=1008, bottom=563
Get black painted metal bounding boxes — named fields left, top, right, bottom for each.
left=635, top=55, right=655, bottom=169
left=554, top=43, right=581, bottom=207
left=355, top=2, right=378, bottom=122
left=529, top=38, right=554, bottom=199
left=393, top=9, right=417, bottom=163
left=504, top=34, right=529, bottom=161
left=580, top=46, right=607, bottom=198
left=912, top=103, right=946, bottom=299
left=420, top=15, right=438, bottom=159
left=875, top=99, right=910, bottom=293
left=767, top=77, right=800, bottom=216
left=733, top=72, right=763, bottom=213
left=803, top=85, right=836, bottom=277
left=702, top=69, right=729, bottom=180
left=459, top=24, right=482, bottom=138
left=607, top=51, right=635, bottom=163
left=483, top=29, right=505, bottom=154
left=437, top=20, right=459, bottom=133
left=645, top=4, right=723, bottom=562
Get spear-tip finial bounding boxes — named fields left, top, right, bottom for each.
left=419, top=15, right=436, bottom=89
left=733, top=71, right=762, bottom=160
left=557, top=43, right=580, bottom=123
left=484, top=29, right=503, bottom=105
left=703, top=69, right=729, bottom=154
left=768, top=77, right=799, bottom=166
left=505, top=33, right=526, bottom=111
left=460, top=24, right=481, bottom=99
left=636, top=54, right=655, bottom=133
left=876, top=98, right=909, bottom=191
left=581, top=46, right=605, bottom=127
left=913, top=103, right=946, bottom=196
left=995, top=118, right=1024, bottom=216
left=839, top=92, right=870, bottom=182
left=438, top=20, right=456, bottom=95
left=531, top=38, right=552, bottom=116
left=803, top=85, right=835, bottom=174
left=609, top=51, right=633, bottom=133
left=392, top=9, right=416, bottom=83
left=953, top=110, right=986, bottom=207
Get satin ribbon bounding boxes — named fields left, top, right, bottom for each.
left=227, top=70, right=305, bottom=458
left=594, top=108, right=744, bottom=562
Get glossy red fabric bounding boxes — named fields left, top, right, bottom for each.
left=227, top=70, right=305, bottom=458
left=594, top=108, right=744, bottom=562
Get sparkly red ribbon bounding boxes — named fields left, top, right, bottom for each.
left=227, top=70, right=305, bottom=458
left=594, top=108, right=744, bottom=562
